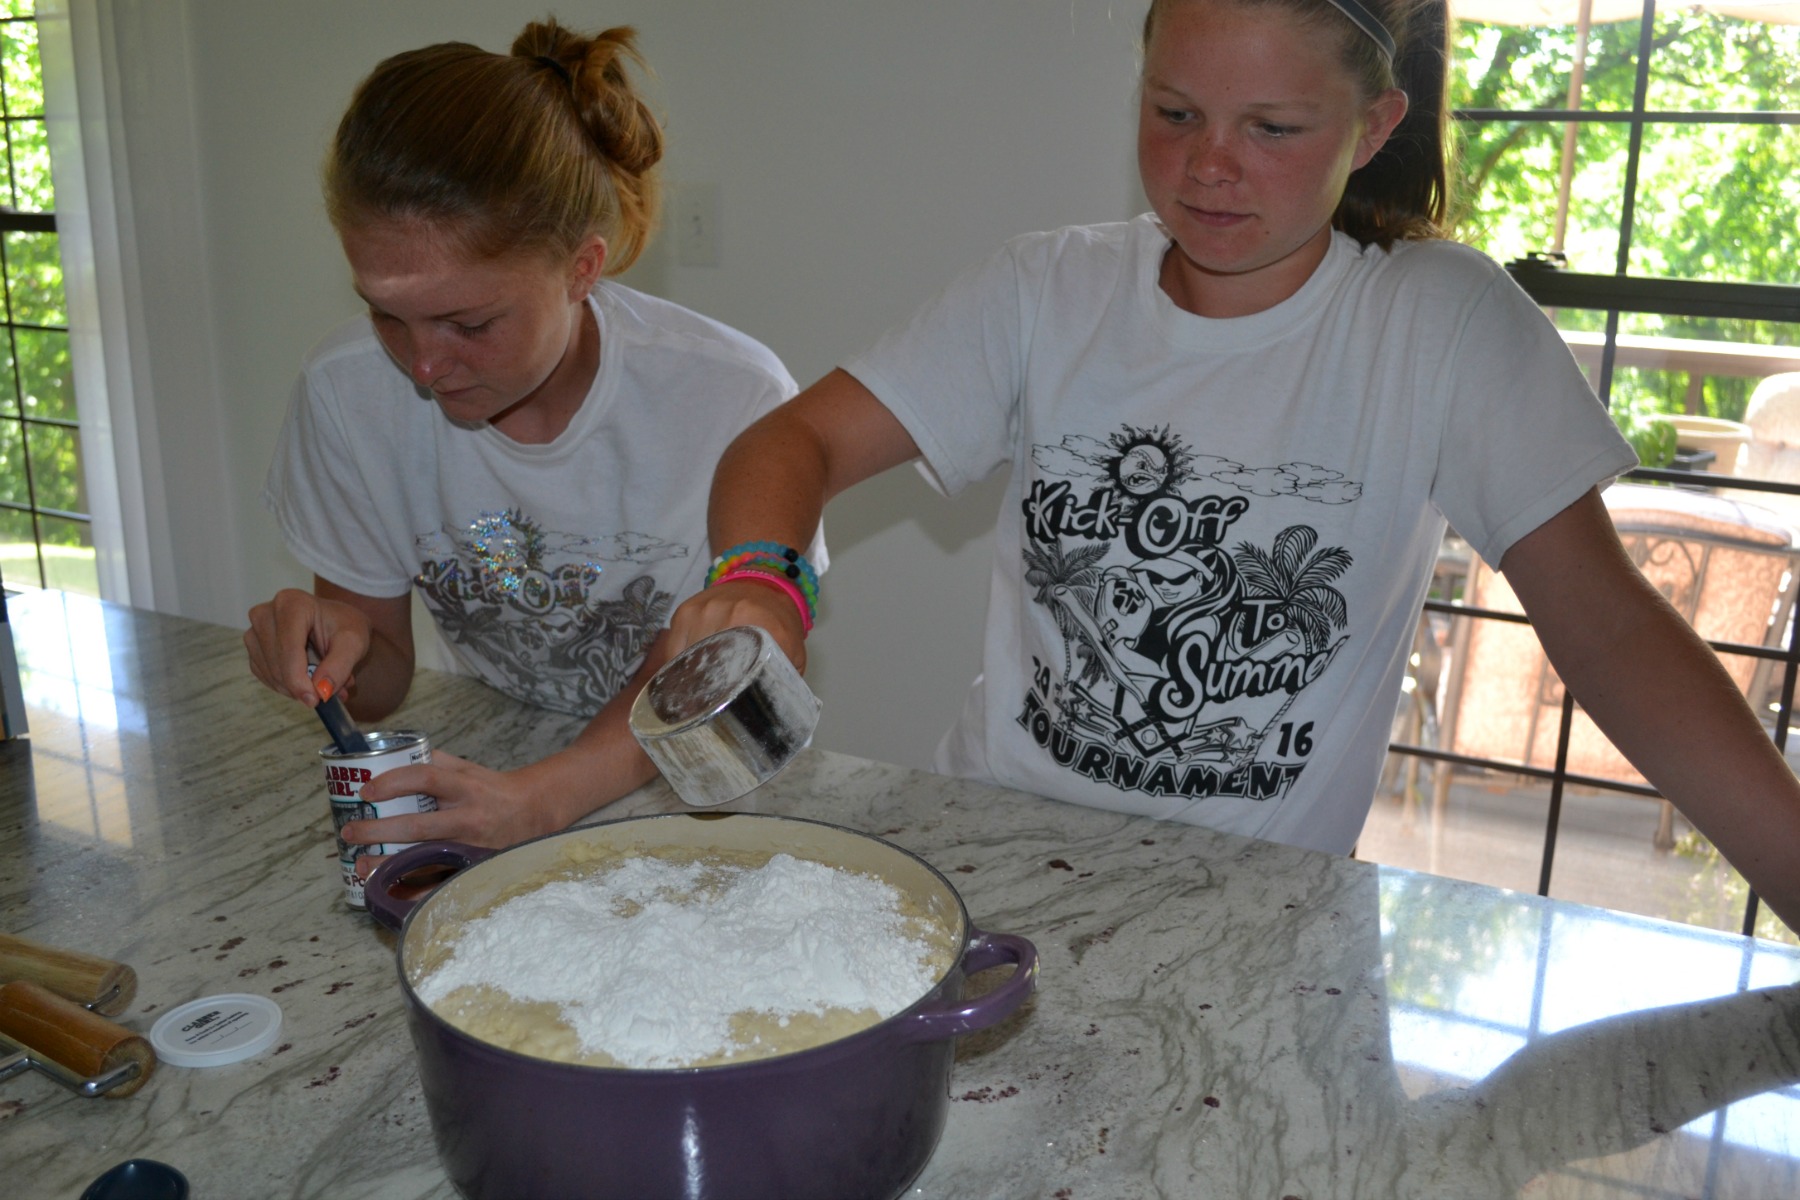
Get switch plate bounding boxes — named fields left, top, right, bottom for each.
left=672, top=181, right=720, bottom=267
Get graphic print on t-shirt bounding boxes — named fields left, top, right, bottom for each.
left=1017, top=426, right=1359, bottom=805
left=412, top=508, right=686, bottom=714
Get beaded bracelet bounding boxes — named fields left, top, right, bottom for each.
left=707, top=541, right=819, bottom=608
left=711, top=555, right=817, bottom=626
left=714, top=567, right=815, bottom=633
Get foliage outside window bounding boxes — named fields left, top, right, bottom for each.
left=1451, top=5, right=1800, bottom=460
left=1423, top=2, right=1800, bottom=944
left=0, top=0, right=88, bottom=596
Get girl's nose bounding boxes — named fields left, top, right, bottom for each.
left=1188, top=137, right=1241, bottom=186
left=409, top=339, right=452, bottom=387
left=412, top=357, right=447, bottom=387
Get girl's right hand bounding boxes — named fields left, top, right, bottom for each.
left=664, top=579, right=809, bottom=674
left=244, top=587, right=373, bottom=706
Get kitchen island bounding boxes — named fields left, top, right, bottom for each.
left=3, top=590, right=1797, bottom=1199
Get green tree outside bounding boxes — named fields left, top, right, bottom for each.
left=1450, top=11, right=1800, bottom=447
left=0, top=1, right=91, bottom=596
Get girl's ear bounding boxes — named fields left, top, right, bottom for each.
left=568, top=234, right=609, bottom=299
left=1353, top=87, right=1411, bottom=170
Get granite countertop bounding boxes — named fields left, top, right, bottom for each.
left=3, top=590, right=1797, bottom=1199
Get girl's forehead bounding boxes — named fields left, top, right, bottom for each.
left=343, top=222, right=555, bottom=308
left=345, top=216, right=479, bottom=266
left=344, top=218, right=559, bottom=279
left=1147, top=0, right=1352, bottom=56
left=1142, top=1, right=1359, bottom=90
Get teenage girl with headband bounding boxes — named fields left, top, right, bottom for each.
left=246, top=19, right=815, bottom=856
left=668, top=0, right=1800, bottom=930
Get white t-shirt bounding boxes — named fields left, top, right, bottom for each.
left=845, top=215, right=1636, bottom=853
left=265, top=282, right=808, bottom=717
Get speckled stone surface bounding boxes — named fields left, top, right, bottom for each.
left=3, top=591, right=1797, bottom=1200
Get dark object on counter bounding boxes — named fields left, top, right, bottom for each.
left=367, top=812, right=1038, bottom=1200
left=80, top=1159, right=190, bottom=1200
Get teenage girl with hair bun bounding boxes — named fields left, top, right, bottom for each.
left=247, top=20, right=816, bottom=855
left=667, top=0, right=1800, bottom=930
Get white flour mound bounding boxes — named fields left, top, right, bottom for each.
left=414, top=853, right=943, bottom=1068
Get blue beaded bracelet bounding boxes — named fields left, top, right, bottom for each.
left=707, top=542, right=819, bottom=608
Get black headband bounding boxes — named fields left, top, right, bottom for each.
left=1325, top=0, right=1396, bottom=61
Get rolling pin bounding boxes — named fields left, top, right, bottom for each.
left=0, top=931, right=138, bottom=1015
left=0, top=979, right=156, bottom=1097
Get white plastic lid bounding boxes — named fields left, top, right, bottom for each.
left=149, top=993, right=284, bottom=1068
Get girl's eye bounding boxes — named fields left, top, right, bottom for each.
left=1258, top=123, right=1301, bottom=138
left=453, top=318, right=496, bottom=336
left=1158, top=106, right=1194, bottom=125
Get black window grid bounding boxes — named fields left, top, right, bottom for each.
left=0, top=5, right=77, bottom=592
left=1387, top=1, right=1800, bottom=938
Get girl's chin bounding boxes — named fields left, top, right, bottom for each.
left=433, top=392, right=502, bottom=421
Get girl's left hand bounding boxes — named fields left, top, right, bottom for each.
left=339, top=750, right=569, bottom=859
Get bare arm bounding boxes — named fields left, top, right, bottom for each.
left=1501, top=488, right=1800, bottom=932
left=249, top=575, right=662, bottom=850
left=663, top=368, right=922, bottom=665
left=369, top=368, right=921, bottom=848
left=345, top=629, right=674, bottom=849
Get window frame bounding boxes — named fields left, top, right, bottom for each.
left=1387, top=0, right=1800, bottom=938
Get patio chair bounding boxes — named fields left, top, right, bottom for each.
left=1428, top=483, right=1800, bottom=850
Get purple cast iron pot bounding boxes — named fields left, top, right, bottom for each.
left=367, top=811, right=1038, bottom=1200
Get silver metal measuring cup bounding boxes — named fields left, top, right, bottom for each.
left=629, top=625, right=822, bottom=807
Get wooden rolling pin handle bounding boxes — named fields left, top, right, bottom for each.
left=0, top=980, right=156, bottom=1097
left=0, top=932, right=138, bottom=1015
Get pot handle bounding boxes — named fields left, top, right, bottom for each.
left=899, top=928, right=1039, bottom=1043
left=364, top=842, right=494, bottom=932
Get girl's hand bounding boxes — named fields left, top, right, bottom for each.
left=339, top=750, right=570, bottom=854
left=664, top=579, right=809, bottom=674
left=244, top=587, right=373, bottom=705
left=345, top=648, right=670, bottom=874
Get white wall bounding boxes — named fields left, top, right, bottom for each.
left=86, top=0, right=1147, bottom=771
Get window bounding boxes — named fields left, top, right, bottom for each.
left=0, top=0, right=87, bottom=596
left=1374, top=0, right=1800, bottom=945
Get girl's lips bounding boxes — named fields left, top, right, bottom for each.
left=1181, top=203, right=1251, bottom=227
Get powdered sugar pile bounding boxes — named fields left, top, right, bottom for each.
left=414, top=852, right=945, bottom=1068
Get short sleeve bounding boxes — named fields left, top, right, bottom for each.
left=262, top=369, right=415, bottom=597
left=1431, top=272, right=1638, bottom=568
left=841, top=242, right=1029, bottom=496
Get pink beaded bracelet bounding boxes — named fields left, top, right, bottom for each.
left=714, top=567, right=815, bottom=634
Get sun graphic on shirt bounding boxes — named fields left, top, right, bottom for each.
left=1104, top=426, right=1194, bottom=498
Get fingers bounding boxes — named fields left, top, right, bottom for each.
left=665, top=581, right=808, bottom=673
left=343, top=753, right=517, bottom=849
left=244, top=588, right=324, bottom=703
left=340, top=809, right=450, bottom=848
left=244, top=589, right=376, bottom=703
left=358, top=753, right=466, bottom=804
left=309, top=600, right=372, bottom=700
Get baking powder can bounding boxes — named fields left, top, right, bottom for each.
left=320, top=731, right=438, bottom=909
